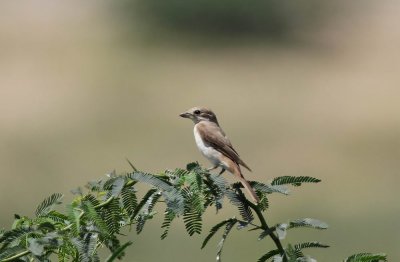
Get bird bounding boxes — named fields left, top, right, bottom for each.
left=179, top=106, right=259, bottom=203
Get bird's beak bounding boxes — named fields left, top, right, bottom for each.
left=179, top=112, right=191, bottom=118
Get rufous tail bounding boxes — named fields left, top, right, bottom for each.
left=226, top=159, right=259, bottom=203
left=238, top=175, right=260, bottom=203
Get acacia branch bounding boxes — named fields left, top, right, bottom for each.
left=246, top=199, right=287, bottom=262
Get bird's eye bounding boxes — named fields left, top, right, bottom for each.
left=194, top=110, right=201, bottom=115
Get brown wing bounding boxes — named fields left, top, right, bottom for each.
left=196, top=122, right=252, bottom=171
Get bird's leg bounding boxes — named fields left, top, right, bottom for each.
left=207, top=165, right=225, bottom=175
left=207, top=165, right=219, bottom=172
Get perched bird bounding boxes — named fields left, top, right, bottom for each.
left=180, top=106, right=259, bottom=203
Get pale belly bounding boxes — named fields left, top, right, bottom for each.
left=193, top=126, right=222, bottom=166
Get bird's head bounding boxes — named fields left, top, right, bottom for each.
left=179, top=107, right=219, bottom=124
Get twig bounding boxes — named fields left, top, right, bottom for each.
left=246, top=199, right=288, bottom=262
left=1, top=250, right=30, bottom=261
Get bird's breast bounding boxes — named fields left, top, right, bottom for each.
left=193, top=125, right=222, bottom=165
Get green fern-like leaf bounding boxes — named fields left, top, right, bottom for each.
left=204, top=173, right=228, bottom=211
left=284, top=241, right=328, bottom=260
left=202, top=219, right=236, bottom=249
left=46, top=210, right=69, bottom=224
left=296, top=256, right=318, bottom=262
left=132, top=189, right=157, bottom=219
left=165, top=168, right=191, bottom=185
left=82, top=194, right=100, bottom=207
left=102, top=171, right=118, bottom=188
left=250, top=181, right=289, bottom=195
left=57, top=244, right=72, bottom=262
left=161, top=190, right=185, bottom=215
left=288, top=218, right=328, bottom=230
left=0, top=227, right=33, bottom=245
left=82, top=202, right=110, bottom=238
left=72, top=233, right=99, bottom=262
left=128, top=172, right=172, bottom=191
left=182, top=188, right=203, bottom=236
left=101, top=198, right=122, bottom=235
left=343, top=252, right=387, bottom=262
left=58, top=234, right=78, bottom=261
left=160, top=210, right=176, bottom=239
left=135, top=190, right=161, bottom=234
left=28, top=237, right=45, bottom=256
left=186, top=162, right=202, bottom=172
left=237, top=199, right=253, bottom=223
left=258, top=249, right=280, bottom=262
left=35, top=193, right=63, bottom=217
left=185, top=172, right=206, bottom=213
left=216, top=218, right=238, bottom=262
left=86, top=180, right=104, bottom=192
left=287, top=243, right=326, bottom=260
left=271, top=176, right=321, bottom=187
left=37, top=221, right=56, bottom=232
left=0, top=246, right=27, bottom=260
left=285, top=244, right=299, bottom=260
left=183, top=207, right=202, bottom=236
left=121, top=187, right=137, bottom=218
left=110, top=177, right=126, bottom=197
left=225, top=190, right=253, bottom=223
left=294, top=241, right=329, bottom=251
left=185, top=171, right=203, bottom=190
left=130, top=171, right=184, bottom=214
left=66, top=204, right=82, bottom=235
left=257, top=193, right=269, bottom=211
left=208, top=173, right=228, bottom=193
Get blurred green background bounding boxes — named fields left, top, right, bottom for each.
left=1, top=0, right=399, bottom=261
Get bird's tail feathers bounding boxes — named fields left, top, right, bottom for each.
left=239, top=160, right=252, bottom=172
left=229, top=161, right=258, bottom=203
left=238, top=175, right=259, bottom=203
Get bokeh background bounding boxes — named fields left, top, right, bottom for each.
left=1, top=1, right=399, bottom=261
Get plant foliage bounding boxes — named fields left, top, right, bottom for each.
left=0, top=162, right=386, bottom=262
left=343, top=253, right=388, bottom=262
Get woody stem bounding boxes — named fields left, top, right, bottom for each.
left=246, top=200, right=288, bottom=262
